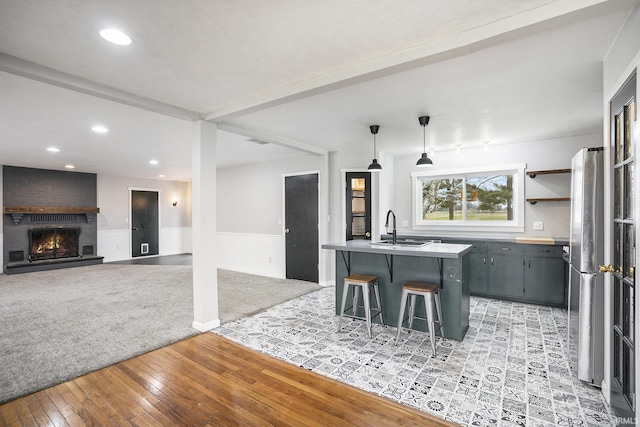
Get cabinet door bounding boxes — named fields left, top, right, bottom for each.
left=468, top=244, right=488, bottom=294
left=489, top=254, right=524, bottom=298
left=524, top=256, right=565, bottom=306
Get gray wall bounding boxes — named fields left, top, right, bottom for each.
left=3, top=165, right=96, bottom=206
left=97, top=174, right=191, bottom=231
left=390, top=135, right=598, bottom=240
left=603, top=4, right=640, bottom=95
left=217, top=154, right=322, bottom=234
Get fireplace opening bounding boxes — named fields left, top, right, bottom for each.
left=28, top=228, right=80, bottom=261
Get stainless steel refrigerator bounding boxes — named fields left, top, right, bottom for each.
left=568, top=147, right=604, bottom=386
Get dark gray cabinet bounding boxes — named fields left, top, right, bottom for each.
left=523, top=245, right=565, bottom=306
left=488, top=242, right=524, bottom=298
left=467, top=243, right=488, bottom=294
left=449, top=239, right=565, bottom=307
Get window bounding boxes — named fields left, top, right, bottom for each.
left=411, top=164, right=525, bottom=232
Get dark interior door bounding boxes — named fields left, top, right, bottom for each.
left=346, top=172, right=371, bottom=240
left=285, top=174, right=318, bottom=282
left=131, top=190, right=159, bottom=258
left=609, top=72, right=636, bottom=420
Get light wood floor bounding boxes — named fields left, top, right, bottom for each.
left=0, top=333, right=455, bottom=426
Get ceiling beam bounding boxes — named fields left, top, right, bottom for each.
left=0, top=53, right=201, bottom=121
left=203, top=0, right=610, bottom=122
left=217, top=122, right=328, bottom=156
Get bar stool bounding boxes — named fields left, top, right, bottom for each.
left=395, top=281, right=445, bottom=355
left=337, top=274, right=384, bottom=338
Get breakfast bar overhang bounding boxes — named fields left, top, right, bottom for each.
left=322, top=240, right=473, bottom=341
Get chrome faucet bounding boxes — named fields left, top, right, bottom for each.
left=385, top=210, right=396, bottom=245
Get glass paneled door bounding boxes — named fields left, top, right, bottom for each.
left=609, top=73, right=637, bottom=419
left=346, top=172, right=371, bottom=240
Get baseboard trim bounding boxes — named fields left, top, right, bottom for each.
left=192, top=319, right=221, bottom=332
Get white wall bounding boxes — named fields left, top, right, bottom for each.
left=97, top=174, right=192, bottom=262
left=390, top=135, right=599, bottom=240
left=216, top=153, right=323, bottom=278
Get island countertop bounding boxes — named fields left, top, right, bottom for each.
left=322, top=240, right=472, bottom=259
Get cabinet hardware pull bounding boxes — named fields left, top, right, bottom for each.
left=502, top=247, right=510, bottom=251
left=491, top=257, right=494, bottom=265
left=599, top=264, right=614, bottom=273
left=483, top=257, right=486, bottom=264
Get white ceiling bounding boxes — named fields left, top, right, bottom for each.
left=0, top=0, right=638, bottom=181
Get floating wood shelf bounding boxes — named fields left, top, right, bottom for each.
left=3, top=206, right=100, bottom=225
left=526, top=168, right=571, bottom=178
left=526, top=197, right=571, bottom=205
left=3, top=206, right=99, bottom=214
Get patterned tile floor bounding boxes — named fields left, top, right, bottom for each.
left=213, top=286, right=614, bottom=426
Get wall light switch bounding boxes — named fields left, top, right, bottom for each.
left=533, top=221, right=544, bottom=230
left=401, top=220, right=409, bottom=228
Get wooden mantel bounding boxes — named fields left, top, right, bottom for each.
left=3, top=206, right=100, bottom=225
left=3, top=206, right=99, bottom=214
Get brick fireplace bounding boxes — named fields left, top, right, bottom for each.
left=2, top=166, right=103, bottom=274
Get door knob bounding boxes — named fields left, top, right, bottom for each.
left=599, top=265, right=615, bottom=273
left=365, top=232, right=371, bottom=237
left=285, top=228, right=290, bottom=234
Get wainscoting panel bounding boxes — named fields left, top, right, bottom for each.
left=160, top=227, right=192, bottom=256
left=217, top=232, right=284, bottom=279
left=97, top=229, right=130, bottom=262
left=98, top=227, right=193, bottom=262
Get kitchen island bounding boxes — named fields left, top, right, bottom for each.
left=322, top=240, right=472, bottom=341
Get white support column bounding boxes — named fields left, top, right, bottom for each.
left=192, top=120, right=220, bottom=331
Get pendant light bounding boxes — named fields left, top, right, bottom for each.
left=367, top=125, right=382, bottom=171
left=416, top=115, right=433, bottom=167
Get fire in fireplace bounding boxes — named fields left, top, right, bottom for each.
left=28, top=228, right=80, bottom=261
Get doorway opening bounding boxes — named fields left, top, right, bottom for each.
left=608, top=72, right=636, bottom=420
left=346, top=172, right=372, bottom=240
left=284, top=173, right=319, bottom=283
left=130, top=189, right=160, bottom=258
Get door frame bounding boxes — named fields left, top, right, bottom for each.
left=341, top=168, right=379, bottom=242
left=282, top=170, right=320, bottom=280
left=128, top=187, right=162, bottom=259
left=603, top=70, right=638, bottom=412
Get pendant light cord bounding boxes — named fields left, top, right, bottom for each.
left=373, top=133, right=377, bottom=157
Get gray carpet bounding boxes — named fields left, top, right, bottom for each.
left=0, top=264, right=321, bottom=403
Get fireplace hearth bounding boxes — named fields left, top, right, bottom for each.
left=29, top=228, right=80, bottom=261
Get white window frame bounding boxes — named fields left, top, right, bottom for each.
left=411, top=163, right=526, bottom=233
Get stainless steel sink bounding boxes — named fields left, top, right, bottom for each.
left=369, top=240, right=432, bottom=247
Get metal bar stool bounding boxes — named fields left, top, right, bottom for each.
left=395, top=281, right=445, bottom=355
left=337, top=274, right=384, bottom=338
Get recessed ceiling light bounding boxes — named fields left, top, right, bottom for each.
left=46, top=147, right=60, bottom=153
left=158, top=174, right=166, bottom=178
left=149, top=160, right=159, bottom=165
left=99, top=28, right=132, bottom=46
left=92, top=125, right=108, bottom=133
left=65, top=164, right=76, bottom=169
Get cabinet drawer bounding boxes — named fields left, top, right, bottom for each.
left=488, top=242, right=523, bottom=255
left=524, top=244, right=563, bottom=258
